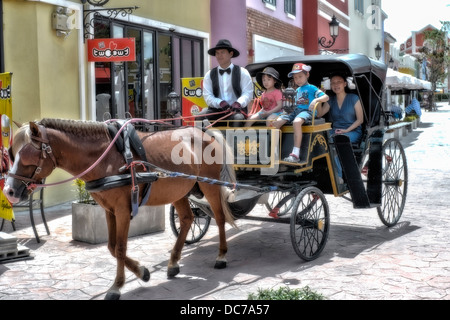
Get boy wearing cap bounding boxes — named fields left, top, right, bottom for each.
left=247, top=67, right=283, bottom=126
left=201, top=39, right=253, bottom=127
left=272, top=63, right=329, bottom=163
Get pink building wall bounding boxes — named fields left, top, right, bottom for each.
left=210, top=0, right=248, bottom=67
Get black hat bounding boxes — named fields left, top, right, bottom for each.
left=208, top=39, right=240, bottom=57
left=256, top=67, right=282, bottom=88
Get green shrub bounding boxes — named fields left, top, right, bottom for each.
left=403, top=115, right=419, bottom=122
left=247, top=286, right=325, bottom=300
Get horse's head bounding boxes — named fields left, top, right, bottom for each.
left=3, top=121, right=57, bottom=203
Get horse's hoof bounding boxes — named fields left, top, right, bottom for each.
left=167, top=266, right=180, bottom=278
left=142, top=267, right=150, bottom=282
left=214, top=260, right=227, bottom=269
left=105, top=291, right=121, bottom=300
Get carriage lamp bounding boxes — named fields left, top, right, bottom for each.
left=167, top=91, right=181, bottom=116
left=282, top=87, right=296, bottom=114
left=318, top=15, right=340, bottom=49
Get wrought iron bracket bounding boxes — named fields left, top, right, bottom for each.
left=81, top=0, right=110, bottom=6
left=318, top=36, right=337, bottom=49
left=83, top=6, right=139, bottom=41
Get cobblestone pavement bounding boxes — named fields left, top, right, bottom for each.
left=0, top=103, right=449, bottom=300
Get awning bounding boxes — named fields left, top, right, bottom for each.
left=95, top=67, right=111, bottom=84
left=386, top=68, right=431, bottom=90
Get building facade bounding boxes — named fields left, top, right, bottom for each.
left=1, top=0, right=211, bottom=206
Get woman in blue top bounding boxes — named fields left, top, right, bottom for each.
left=322, top=74, right=363, bottom=182
left=322, top=74, right=363, bottom=144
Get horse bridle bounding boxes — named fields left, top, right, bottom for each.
left=8, top=124, right=57, bottom=189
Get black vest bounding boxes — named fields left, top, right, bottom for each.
left=211, top=65, right=242, bottom=99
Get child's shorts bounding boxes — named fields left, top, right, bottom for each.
left=279, top=108, right=315, bottom=123
left=257, top=110, right=282, bottom=119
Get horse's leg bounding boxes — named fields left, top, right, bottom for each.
left=201, top=185, right=228, bottom=269
left=103, top=209, right=149, bottom=300
left=167, top=197, right=193, bottom=278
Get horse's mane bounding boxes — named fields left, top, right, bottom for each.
left=38, top=118, right=109, bottom=139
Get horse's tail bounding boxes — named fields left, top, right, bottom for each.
left=208, top=129, right=237, bottom=228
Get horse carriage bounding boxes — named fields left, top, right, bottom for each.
left=3, top=53, right=407, bottom=300
left=170, top=53, right=408, bottom=261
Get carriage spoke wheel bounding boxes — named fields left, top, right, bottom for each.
left=169, top=201, right=211, bottom=244
left=264, top=191, right=295, bottom=217
left=377, top=138, right=408, bottom=227
left=290, top=186, right=330, bottom=261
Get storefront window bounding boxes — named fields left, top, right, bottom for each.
left=93, top=18, right=203, bottom=122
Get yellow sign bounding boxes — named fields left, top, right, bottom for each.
left=181, top=77, right=207, bottom=125
left=0, top=72, right=14, bottom=221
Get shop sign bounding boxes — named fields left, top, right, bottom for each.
left=181, top=77, right=207, bottom=126
left=0, top=72, right=14, bottom=222
left=87, top=38, right=136, bottom=62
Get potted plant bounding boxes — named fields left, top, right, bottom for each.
left=71, top=179, right=165, bottom=244
left=73, top=178, right=96, bottom=205
left=71, top=178, right=108, bottom=244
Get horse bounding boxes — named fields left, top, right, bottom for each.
left=3, top=118, right=237, bottom=300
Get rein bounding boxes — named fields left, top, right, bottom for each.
left=14, top=109, right=233, bottom=189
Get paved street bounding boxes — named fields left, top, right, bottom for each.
left=0, top=102, right=449, bottom=301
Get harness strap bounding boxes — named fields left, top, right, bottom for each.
left=107, top=121, right=153, bottom=217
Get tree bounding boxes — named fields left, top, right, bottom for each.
left=417, top=21, right=450, bottom=110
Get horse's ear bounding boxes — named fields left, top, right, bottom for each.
left=13, top=120, right=23, bottom=128
left=29, top=121, right=40, bottom=137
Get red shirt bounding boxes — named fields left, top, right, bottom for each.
left=260, top=89, right=282, bottom=111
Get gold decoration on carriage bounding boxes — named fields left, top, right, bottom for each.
left=310, top=134, right=328, bottom=153
left=237, top=139, right=259, bottom=157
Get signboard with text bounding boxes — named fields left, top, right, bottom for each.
left=181, top=77, right=208, bottom=126
left=87, top=38, right=136, bottom=62
left=0, top=72, right=14, bottom=222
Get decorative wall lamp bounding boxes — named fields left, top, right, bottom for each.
left=389, top=57, right=394, bottom=68
left=375, top=43, right=382, bottom=60
left=318, top=15, right=340, bottom=49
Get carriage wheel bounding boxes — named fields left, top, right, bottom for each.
left=169, top=201, right=211, bottom=244
left=264, top=191, right=295, bottom=217
left=377, top=138, right=408, bottom=227
left=290, top=186, right=330, bottom=261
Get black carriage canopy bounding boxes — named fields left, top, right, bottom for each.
left=246, top=53, right=387, bottom=128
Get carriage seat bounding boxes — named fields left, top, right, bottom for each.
left=244, top=117, right=326, bottom=127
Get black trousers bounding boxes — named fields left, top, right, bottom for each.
left=198, top=106, right=248, bottom=127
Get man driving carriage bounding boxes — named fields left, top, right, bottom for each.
left=199, top=39, right=254, bottom=127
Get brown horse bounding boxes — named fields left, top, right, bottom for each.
left=3, top=118, right=236, bottom=300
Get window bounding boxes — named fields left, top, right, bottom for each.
left=284, top=0, right=295, bottom=16
left=263, top=0, right=276, bottom=6
left=354, top=0, right=364, bottom=15
left=93, top=17, right=203, bottom=123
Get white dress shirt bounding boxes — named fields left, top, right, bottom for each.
left=202, top=63, right=254, bottom=109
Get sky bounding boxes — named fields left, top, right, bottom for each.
left=383, top=0, right=450, bottom=44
